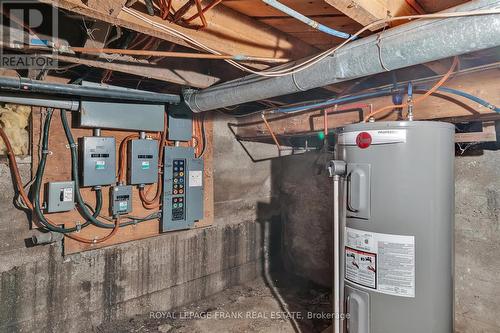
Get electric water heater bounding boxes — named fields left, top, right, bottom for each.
left=332, top=121, right=455, bottom=333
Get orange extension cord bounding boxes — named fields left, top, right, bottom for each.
left=365, top=56, right=459, bottom=122
left=0, top=126, right=120, bottom=244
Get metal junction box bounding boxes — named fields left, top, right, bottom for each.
left=46, top=181, right=75, bottom=213
left=79, top=82, right=165, bottom=132
left=128, top=139, right=159, bottom=185
left=79, top=136, right=116, bottom=187
left=168, top=102, right=193, bottom=141
left=110, top=185, right=133, bottom=216
left=161, top=146, right=204, bottom=232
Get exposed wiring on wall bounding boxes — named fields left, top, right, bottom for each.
left=1, top=108, right=125, bottom=244
left=234, top=82, right=498, bottom=141
left=122, top=7, right=500, bottom=78
left=1, top=105, right=182, bottom=243
left=365, top=56, right=459, bottom=121
left=0, top=123, right=33, bottom=211
left=139, top=112, right=169, bottom=209
left=193, top=114, right=206, bottom=158
left=198, top=113, right=207, bottom=158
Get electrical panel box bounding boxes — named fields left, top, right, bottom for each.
left=46, top=181, right=75, bottom=213
left=79, top=82, right=165, bottom=132
left=110, top=185, right=133, bottom=216
left=128, top=139, right=159, bottom=185
left=80, top=136, right=116, bottom=187
left=161, top=146, right=204, bottom=232
left=168, top=102, right=193, bottom=141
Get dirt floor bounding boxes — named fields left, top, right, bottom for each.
left=96, top=273, right=332, bottom=333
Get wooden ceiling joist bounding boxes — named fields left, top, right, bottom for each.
left=323, top=0, right=417, bottom=31
left=41, top=0, right=319, bottom=61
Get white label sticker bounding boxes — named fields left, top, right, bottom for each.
left=338, top=129, right=406, bottom=146
left=345, top=227, right=415, bottom=298
left=189, top=170, right=203, bottom=187
left=95, top=160, right=106, bottom=170
left=62, top=187, right=73, bottom=202
left=118, top=201, right=128, bottom=210
left=141, top=161, right=150, bottom=170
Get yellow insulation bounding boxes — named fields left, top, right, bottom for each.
left=0, top=104, right=31, bottom=155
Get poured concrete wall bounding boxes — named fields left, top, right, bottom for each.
left=0, top=117, right=276, bottom=333
left=279, top=149, right=500, bottom=332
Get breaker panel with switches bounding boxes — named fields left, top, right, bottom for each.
left=161, top=146, right=204, bottom=232
left=79, top=136, right=116, bottom=187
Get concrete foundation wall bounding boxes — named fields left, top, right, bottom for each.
left=279, top=150, right=500, bottom=332
left=0, top=118, right=275, bottom=333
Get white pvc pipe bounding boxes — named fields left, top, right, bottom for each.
left=333, top=175, right=342, bottom=333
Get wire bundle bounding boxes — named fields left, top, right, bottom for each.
left=122, top=6, right=500, bottom=78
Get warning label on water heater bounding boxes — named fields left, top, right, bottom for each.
left=345, top=227, right=415, bottom=298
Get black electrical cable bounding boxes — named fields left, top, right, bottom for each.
left=59, top=109, right=118, bottom=229
left=84, top=202, right=161, bottom=226
left=60, top=109, right=158, bottom=228
left=199, top=113, right=207, bottom=158
left=31, top=109, right=98, bottom=233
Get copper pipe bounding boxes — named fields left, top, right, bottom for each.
left=185, top=0, right=222, bottom=23
left=261, top=113, right=282, bottom=153
left=323, top=108, right=328, bottom=137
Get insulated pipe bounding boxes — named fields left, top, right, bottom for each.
left=0, top=93, right=80, bottom=111
left=185, top=0, right=500, bottom=112
left=0, top=76, right=181, bottom=104
left=262, top=0, right=352, bottom=39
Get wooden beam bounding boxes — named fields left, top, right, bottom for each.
left=455, top=121, right=497, bottom=143
left=323, top=0, right=416, bottom=31
left=0, top=41, right=224, bottom=88
left=40, top=0, right=319, bottom=61
left=417, top=0, right=467, bottom=13
left=234, top=69, right=500, bottom=138
left=54, top=54, right=223, bottom=88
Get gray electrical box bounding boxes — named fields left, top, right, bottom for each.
left=80, top=136, right=116, bottom=187
left=46, top=181, right=75, bottom=213
left=161, top=146, right=204, bottom=232
left=128, top=139, right=159, bottom=185
left=79, top=81, right=165, bottom=132
left=168, top=102, right=192, bottom=141
left=110, top=185, right=133, bottom=216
